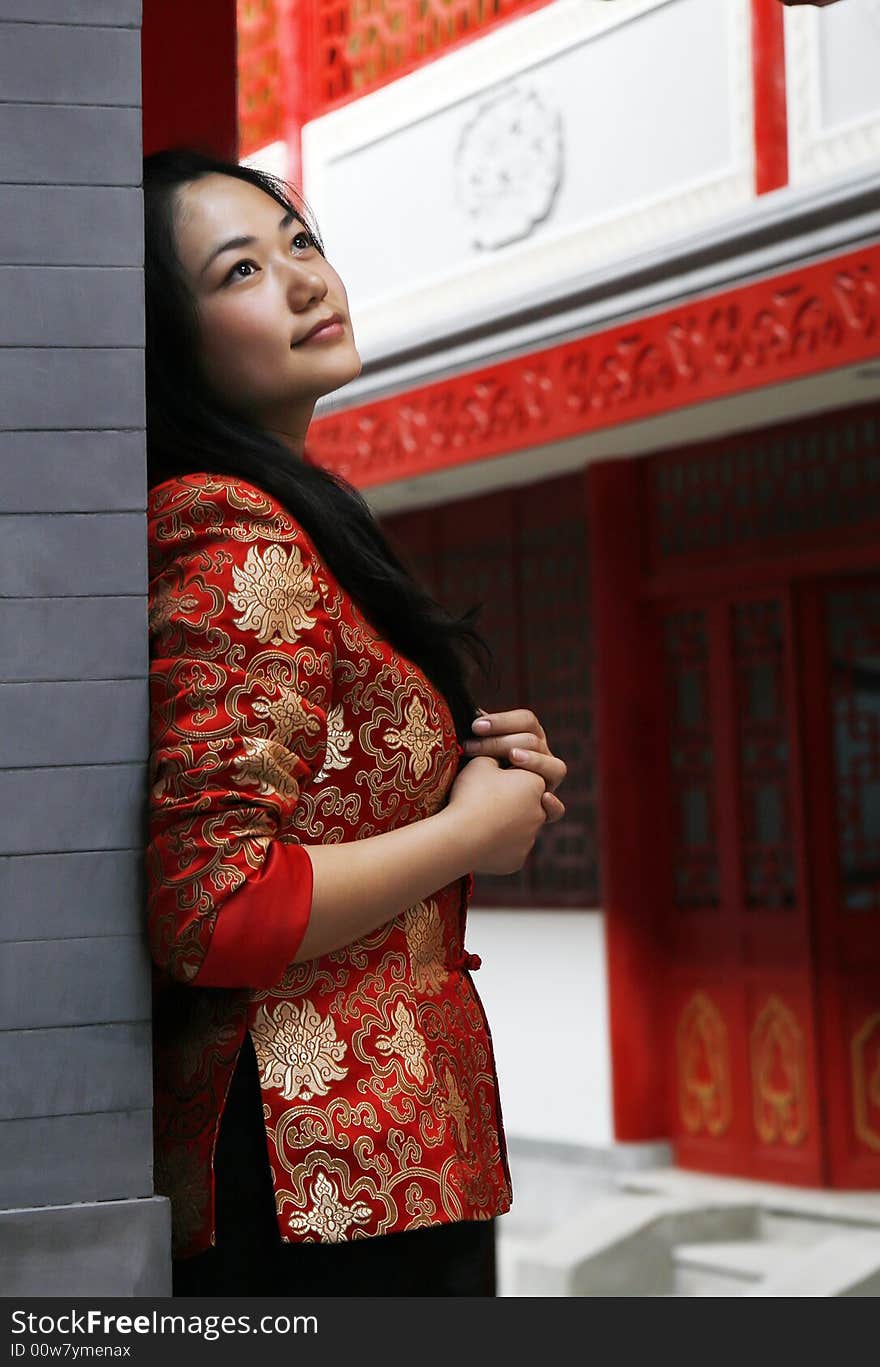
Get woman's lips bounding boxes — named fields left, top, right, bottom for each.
left=293, top=319, right=345, bottom=347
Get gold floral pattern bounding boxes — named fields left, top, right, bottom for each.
left=149, top=580, right=201, bottom=636
left=285, top=1169, right=372, bottom=1242
left=251, top=999, right=348, bottom=1100
left=403, top=899, right=449, bottom=995
left=233, top=736, right=302, bottom=800
left=230, top=542, right=319, bottom=644
left=750, top=995, right=808, bottom=1147
left=441, top=1065, right=471, bottom=1151
left=384, top=694, right=441, bottom=780
left=852, top=1012, right=880, bottom=1153
left=253, top=684, right=323, bottom=748
left=376, top=1000, right=429, bottom=1084
left=314, top=702, right=353, bottom=784
left=677, top=990, right=732, bottom=1138
left=147, top=474, right=511, bottom=1256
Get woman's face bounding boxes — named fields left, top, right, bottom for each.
left=173, top=173, right=361, bottom=441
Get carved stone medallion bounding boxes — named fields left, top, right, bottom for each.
left=454, top=84, right=563, bottom=251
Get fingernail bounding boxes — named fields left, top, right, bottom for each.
left=472, top=718, right=491, bottom=733
left=510, top=748, right=525, bottom=761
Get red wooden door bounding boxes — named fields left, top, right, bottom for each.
left=659, top=590, right=825, bottom=1184
left=800, top=575, right=880, bottom=1187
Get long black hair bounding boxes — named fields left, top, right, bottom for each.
left=143, top=148, right=489, bottom=742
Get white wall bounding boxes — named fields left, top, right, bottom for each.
left=465, top=908, right=614, bottom=1148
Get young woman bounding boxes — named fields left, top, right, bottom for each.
left=143, top=149, right=567, bottom=1297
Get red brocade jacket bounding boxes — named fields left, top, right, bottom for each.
left=146, top=472, right=512, bottom=1258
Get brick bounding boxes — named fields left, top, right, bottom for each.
left=0, top=431, right=146, bottom=513
left=0, top=1109, right=153, bottom=1209
left=0, top=598, right=148, bottom=680
left=0, top=349, right=144, bottom=430
left=0, top=936, right=150, bottom=1030
left=0, top=850, right=145, bottom=941
left=0, top=680, right=148, bottom=767
left=0, top=763, right=147, bottom=854
left=0, top=1020, right=153, bottom=1119
left=0, top=3, right=141, bottom=23
left=0, top=267, right=143, bottom=347
left=0, top=186, right=143, bottom=266
left=0, top=513, right=146, bottom=596
left=0, top=1197, right=171, bottom=1297
left=0, top=105, right=141, bottom=185
left=0, top=23, right=139, bottom=105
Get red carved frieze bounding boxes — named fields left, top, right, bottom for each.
left=309, top=246, right=880, bottom=489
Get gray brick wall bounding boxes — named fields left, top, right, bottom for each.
left=0, top=1, right=169, bottom=1295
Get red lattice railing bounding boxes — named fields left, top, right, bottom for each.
left=238, top=0, right=554, bottom=159
left=310, top=0, right=554, bottom=113
left=238, top=0, right=287, bottom=158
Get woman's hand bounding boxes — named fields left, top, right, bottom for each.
left=446, top=756, right=547, bottom=875
left=462, top=709, right=567, bottom=823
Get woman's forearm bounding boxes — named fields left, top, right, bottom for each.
left=296, top=807, right=476, bottom=961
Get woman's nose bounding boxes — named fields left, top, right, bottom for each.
left=285, top=261, right=328, bottom=311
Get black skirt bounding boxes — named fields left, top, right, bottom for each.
left=171, top=1030, right=497, bottom=1298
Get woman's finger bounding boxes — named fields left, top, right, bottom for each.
left=471, top=709, right=545, bottom=743
left=541, top=791, right=566, bottom=823
left=462, top=732, right=548, bottom=760
left=508, top=747, right=567, bottom=792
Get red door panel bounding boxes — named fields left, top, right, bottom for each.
left=800, top=576, right=880, bottom=1186
left=661, top=592, right=824, bottom=1183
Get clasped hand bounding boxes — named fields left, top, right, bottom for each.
left=462, top=708, right=567, bottom=824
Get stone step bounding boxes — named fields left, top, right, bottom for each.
left=672, top=1240, right=799, bottom=1297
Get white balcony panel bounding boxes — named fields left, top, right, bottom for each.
left=785, top=1, right=880, bottom=186
left=303, top=0, right=754, bottom=362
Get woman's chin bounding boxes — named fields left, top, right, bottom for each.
left=313, top=352, right=363, bottom=399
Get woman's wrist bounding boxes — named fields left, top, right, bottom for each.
left=432, top=802, right=481, bottom=880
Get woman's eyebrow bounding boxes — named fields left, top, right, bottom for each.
left=199, top=209, right=299, bottom=276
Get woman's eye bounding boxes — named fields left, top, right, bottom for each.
left=226, top=260, right=256, bottom=283
left=223, top=232, right=315, bottom=283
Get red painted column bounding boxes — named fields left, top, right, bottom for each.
left=751, top=0, right=789, bottom=195
left=587, top=459, right=666, bottom=1141
left=142, top=0, right=238, bottom=160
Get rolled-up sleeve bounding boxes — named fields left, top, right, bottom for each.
left=146, top=477, right=334, bottom=988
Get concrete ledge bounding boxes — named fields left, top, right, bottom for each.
left=0, top=1196, right=171, bottom=1296
left=618, top=1166, right=880, bottom=1227
left=516, top=1192, right=754, bottom=1295
left=515, top=1196, right=758, bottom=1296
left=751, top=1233, right=880, bottom=1299
left=506, top=1134, right=673, bottom=1173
